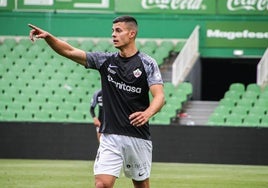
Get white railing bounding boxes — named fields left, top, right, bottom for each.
left=172, top=26, right=200, bottom=86
left=257, top=48, right=268, bottom=89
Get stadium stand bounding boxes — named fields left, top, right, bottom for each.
left=0, top=36, right=187, bottom=124
left=207, top=82, right=268, bottom=127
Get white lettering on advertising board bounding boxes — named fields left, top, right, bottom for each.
left=141, top=0, right=204, bottom=10
left=227, top=0, right=268, bottom=11
left=207, top=29, right=268, bottom=40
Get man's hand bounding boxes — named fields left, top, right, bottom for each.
left=28, top=24, right=49, bottom=42
left=129, top=111, right=150, bottom=127
left=93, top=117, right=101, bottom=127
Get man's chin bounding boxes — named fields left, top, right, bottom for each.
left=114, top=45, right=121, bottom=49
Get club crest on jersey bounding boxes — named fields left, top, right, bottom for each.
left=133, top=68, right=142, bottom=78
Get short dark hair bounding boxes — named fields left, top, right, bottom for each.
left=113, top=15, right=138, bottom=26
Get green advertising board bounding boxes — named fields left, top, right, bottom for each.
left=115, top=0, right=216, bottom=14
left=205, top=21, right=268, bottom=48
left=218, top=0, right=268, bottom=15
left=0, top=0, right=14, bottom=11
left=115, top=0, right=268, bottom=15
left=16, top=0, right=114, bottom=12
left=1, top=0, right=268, bottom=15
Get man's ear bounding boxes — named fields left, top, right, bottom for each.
left=129, top=30, right=136, bottom=39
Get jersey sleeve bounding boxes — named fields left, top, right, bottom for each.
left=85, top=52, right=116, bottom=69
left=139, top=53, right=163, bottom=86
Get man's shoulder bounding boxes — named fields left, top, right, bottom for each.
left=138, top=52, right=157, bottom=66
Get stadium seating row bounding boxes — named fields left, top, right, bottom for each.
left=151, top=82, right=192, bottom=124
left=0, top=36, right=189, bottom=124
left=0, top=37, right=185, bottom=66
left=207, top=83, right=268, bottom=127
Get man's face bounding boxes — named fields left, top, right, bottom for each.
left=112, top=22, right=134, bottom=49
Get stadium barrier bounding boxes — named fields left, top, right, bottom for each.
left=1, top=122, right=268, bottom=165
left=172, top=26, right=200, bottom=87
left=257, top=48, right=268, bottom=89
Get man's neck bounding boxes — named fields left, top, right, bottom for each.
left=119, top=43, right=138, bottom=58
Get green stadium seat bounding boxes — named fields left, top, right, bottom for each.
left=34, top=39, right=48, bottom=49
left=46, top=94, right=65, bottom=104
left=13, top=93, right=31, bottom=104
left=236, top=98, right=254, bottom=108
left=3, top=38, right=17, bottom=49
left=254, top=98, right=268, bottom=108
left=14, top=111, right=34, bottom=121
left=263, top=85, right=268, bottom=93
left=242, top=115, right=261, bottom=127
left=135, top=41, right=142, bottom=49
left=41, top=102, right=60, bottom=113
left=260, top=116, right=268, bottom=127
left=37, top=51, right=54, bottom=62
left=219, top=98, right=236, bottom=108
left=229, top=83, right=245, bottom=93
left=50, top=110, right=70, bottom=122
left=0, top=44, right=10, bottom=58
left=225, top=114, right=244, bottom=126
left=68, top=110, right=89, bottom=123
left=143, top=40, right=158, bottom=50
left=174, top=41, right=185, bottom=52
left=151, top=53, right=165, bottom=65
left=107, top=46, right=118, bottom=52
left=223, top=90, right=242, bottom=101
left=259, top=90, right=268, bottom=100
left=94, top=40, right=111, bottom=51
left=248, top=106, right=266, bottom=116
left=66, top=39, right=80, bottom=48
left=213, top=105, right=231, bottom=116
left=33, top=111, right=52, bottom=122
left=19, top=38, right=33, bottom=49
left=23, top=49, right=37, bottom=60
left=151, top=112, right=170, bottom=125
left=164, top=82, right=175, bottom=97
left=164, top=102, right=180, bottom=113
left=231, top=106, right=249, bottom=116
left=140, top=46, right=154, bottom=56
left=50, top=72, right=67, bottom=83
left=207, top=114, right=225, bottom=126
left=241, top=91, right=259, bottom=101
left=12, top=44, right=28, bottom=58
left=160, top=40, right=174, bottom=51
left=4, top=85, right=22, bottom=96
left=4, top=101, right=24, bottom=113
left=1, top=93, right=15, bottom=103
left=246, top=83, right=261, bottom=94
left=28, top=43, right=44, bottom=55
left=154, top=47, right=170, bottom=59
left=177, top=82, right=193, bottom=96
left=80, top=39, right=95, bottom=51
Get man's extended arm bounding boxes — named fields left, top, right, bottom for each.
left=28, top=24, right=86, bottom=66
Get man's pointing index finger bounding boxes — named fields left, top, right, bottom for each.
left=28, top=24, right=37, bottom=30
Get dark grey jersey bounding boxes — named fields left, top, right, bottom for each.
left=85, top=51, right=163, bottom=140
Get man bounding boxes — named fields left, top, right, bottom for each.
left=90, top=89, right=102, bottom=142
left=29, top=15, right=165, bottom=188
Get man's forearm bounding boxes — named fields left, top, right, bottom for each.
left=44, top=34, right=74, bottom=58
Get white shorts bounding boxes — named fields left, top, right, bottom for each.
left=94, top=134, right=152, bottom=181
